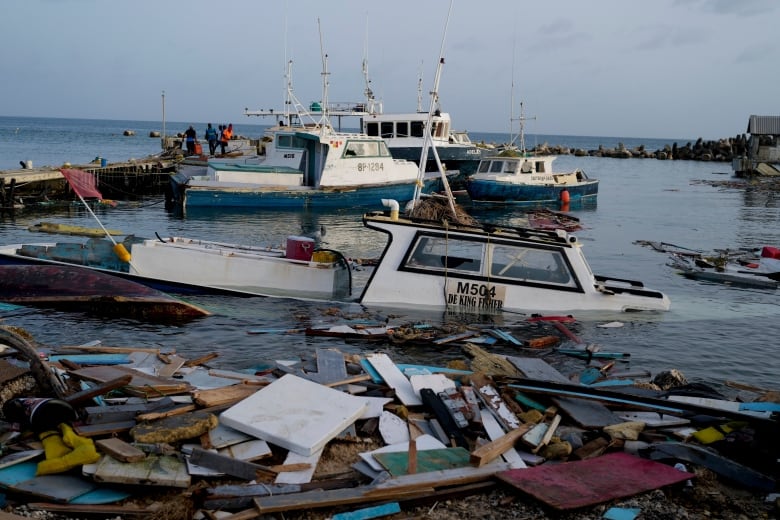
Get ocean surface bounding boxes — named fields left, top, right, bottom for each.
left=1, top=116, right=778, bottom=393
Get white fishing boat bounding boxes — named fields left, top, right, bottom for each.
left=172, top=60, right=442, bottom=210
left=0, top=234, right=352, bottom=301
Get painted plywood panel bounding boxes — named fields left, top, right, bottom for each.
left=220, top=374, right=368, bottom=456
left=497, top=452, right=694, bottom=510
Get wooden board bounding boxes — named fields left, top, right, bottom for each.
left=92, top=454, right=190, bottom=488
left=0, top=461, right=106, bottom=503
left=69, top=365, right=192, bottom=396
left=366, top=354, right=422, bottom=406
left=359, top=434, right=446, bottom=472
left=496, top=452, right=694, bottom=510
left=373, top=447, right=471, bottom=477
left=274, top=449, right=322, bottom=485
left=220, top=374, right=368, bottom=456
left=507, top=356, right=622, bottom=428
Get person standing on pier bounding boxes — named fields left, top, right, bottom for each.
left=219, top=123, right=233, bottom=155
left=184, top=125, right=197, bottom=155
left=204, top=123, right=218, bottom=156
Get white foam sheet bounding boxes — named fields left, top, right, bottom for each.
left=220, top=374, right=368, bottom=456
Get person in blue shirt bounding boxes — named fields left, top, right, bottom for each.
left=204, top=123, right=218, bottom=156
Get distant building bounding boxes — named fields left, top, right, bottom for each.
left=732, top=115, right=780, bottom=176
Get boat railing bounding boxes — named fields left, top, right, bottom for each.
left=365, top=210, right=576, bottom=246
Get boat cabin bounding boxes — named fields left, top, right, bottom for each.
left=476, top=156, right=552, bottom=175
left=363, top=111, right=453, bottom=142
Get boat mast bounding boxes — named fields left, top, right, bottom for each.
left=317, top=18, right=333, bottom=135
left=412, top=0, right=456, bottom=216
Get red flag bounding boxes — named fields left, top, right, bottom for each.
left=60, top=168, right=103, bottom=199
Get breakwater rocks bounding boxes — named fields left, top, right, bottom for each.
left=532, top=135, right=748, bottom=162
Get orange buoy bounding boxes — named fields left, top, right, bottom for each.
left=560, top=190, right=571, bottom=203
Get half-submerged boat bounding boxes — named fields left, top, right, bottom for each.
left=0, top=265, right=210, bottom=322
left=466, top=103, right=598, bottom=206
left=0, top=234, right=352, bottom=301
left=357, top=30, right=662, bottom=314
left=358, top=199, right=670, bottom=313
left=667, top=246, right=780, bottom=289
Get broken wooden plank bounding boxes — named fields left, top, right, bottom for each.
left=253, top=463, right=511, bottom=514
left=95, top=437, right=146, bottom=463
left=93, top=454, right=190, bottom=488
left=63, top=375, right=133, bottom=406
left=479, top=410, right=526, bottom=469
left=192, top=384, right=259, bottom=408
left=469, top=422, right=532, bottom=467
left=365, top=353, right=422, bottom=406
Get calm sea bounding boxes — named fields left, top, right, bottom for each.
left=1, top=116, right=777, bottom=393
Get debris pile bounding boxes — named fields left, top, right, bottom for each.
left=0, top=323, right=777, bottom=520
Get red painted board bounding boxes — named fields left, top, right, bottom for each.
left=496, top=452, right=694, bottom=510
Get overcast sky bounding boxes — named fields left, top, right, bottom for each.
left=2, top=0, right=777, bottom=139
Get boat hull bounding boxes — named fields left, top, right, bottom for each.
left=0, top=237, right=352, bottom=301
left=467, top=178, right=599, bottom=205
left=0, top=265, right=210, bottom=322
left=182, top=179, right=441, bottom=209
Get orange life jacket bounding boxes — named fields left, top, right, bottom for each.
left=222, top=127, right=233, bottom=142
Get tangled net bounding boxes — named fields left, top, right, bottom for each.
left=407, top=197, right=479, bottom=227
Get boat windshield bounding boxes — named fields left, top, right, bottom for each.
left=343, top=141, right=389, bottom=158
left=403, top=233, right=576, bottom=287
left=490, top=244, right=575, bottom=286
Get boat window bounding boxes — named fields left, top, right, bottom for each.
left=477, top=160, right=490, bottom=173
left=490, top=244, right=574, bottom=286
left=406, top=236, right=483, bottom=273
left=521, top=161, right=532, bottom=173
left=411, top=121, right=424, bottom=138
left=381, top=122, right=394, bottom=139
left=365, top=122, right=379, bottom=137
left=396, top=122, right=409, bottom=137
left=277, top=134, right=307, bottom=149
left=504, top=161, right=518, bottom=173
left=343, top=141, right=385, bottom=157
left=535, top=161, right=546, bottom=173
left=490, top=161, right=504, bottom=173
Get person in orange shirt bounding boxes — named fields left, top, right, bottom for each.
left=219, top=123, right=233, bottom=155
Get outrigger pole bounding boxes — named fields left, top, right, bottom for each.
left=412, top=0, right=457, bottom=217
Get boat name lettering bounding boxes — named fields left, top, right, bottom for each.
left=531, top=175, right=554, bottom=181
left=445, top=281, right=505, bottom=310
left=466, top=149, right=481, bottom=155
left=283, top=153, right=296, bottom=159
left=357, top=162, right=384, bottom=172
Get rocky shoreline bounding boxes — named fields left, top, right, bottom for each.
left=530, top=134, right=748, bottom=162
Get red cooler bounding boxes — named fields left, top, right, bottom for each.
left=286, top=236, right=315, bottom=261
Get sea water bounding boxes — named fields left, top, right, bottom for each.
left=1, top=116, right=778, bottom=392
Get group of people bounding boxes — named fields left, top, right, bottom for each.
left=183, top=123, right=233, bottom=156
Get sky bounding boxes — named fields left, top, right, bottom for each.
left=1, top=0, right=778, bottom=140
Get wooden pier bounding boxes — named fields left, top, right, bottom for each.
left=0, top=156, right=178, bottom=212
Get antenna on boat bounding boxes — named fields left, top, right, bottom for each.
left=411, top=0, right=456, bottom=217
left=361, top=18, right=378, bottom=115
left=507, top=34, right=535, bottom=154
left=416, top=65, right=424, bottom=113
left=317, top=18, right=333, bottom=134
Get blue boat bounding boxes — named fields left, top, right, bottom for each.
left=466, top=151, right=599, bottom=206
